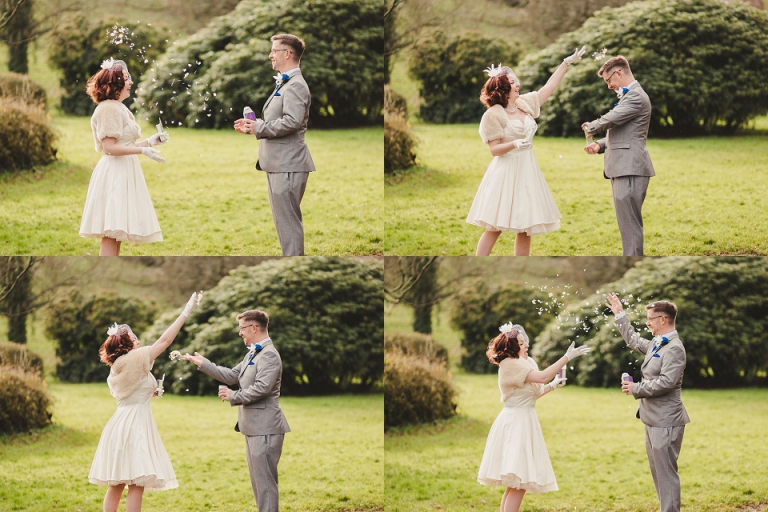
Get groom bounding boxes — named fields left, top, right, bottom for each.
left=235, top=33, right=316, bottom=256
left=582, top=56, right=654, bottom=256
left=183, top=309, right=290, bottom=512
left=606, top=293, right=689, bottom=512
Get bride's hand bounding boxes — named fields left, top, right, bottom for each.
left=181, top=291, right=203, bottom=318
left=564, top=45, right=587, bottom=65
left=146, top=132, right=170, bottom=146
left=140, top=147, right=166, bottom=164
left=513, top=140, right=531, bottom=150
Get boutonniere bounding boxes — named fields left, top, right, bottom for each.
left=273, top=73, right=291, bottom=86
left=616, top=86, right=630, bottom=99
left=247, top=344, right=263, bottom=365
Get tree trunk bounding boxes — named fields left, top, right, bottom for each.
left=7, top=310, right=27, bottom=343
left=8, top=39, right=28, bottom=73
left=413, top=305, right=432, bottom=334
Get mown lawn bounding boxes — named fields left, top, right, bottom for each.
left=0, top=116, right=383, bottom=256
left=384, top=119, right=768, bottom=256
left=0, top=383, right=383, bottom=512
left=385, top=377, right=768, bottom=512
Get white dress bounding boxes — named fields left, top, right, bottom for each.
left=79, top=100, right=163, bottom=243
left=477, top=356, right=558, bottom=493
left=89, top=347, right=177, bottom=490
left=466, top=94, right=561, bottom=235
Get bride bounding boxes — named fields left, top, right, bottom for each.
left=466, top=47, right=585, bottom=256
left=88, top=292, right=200, bottom=512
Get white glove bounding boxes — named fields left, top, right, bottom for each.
left=563, top=45, right=587, bottom=65
left=181, top=292, right=200, bottom=318
left=140, top=147, right=166, bottom=164
left=146, top=132, right=170, bottom=146
left=564, top=341, right=591, bottom=361
left=549, top=374, right=566, bottom=390
left=513, top=139, right=531, bottom=150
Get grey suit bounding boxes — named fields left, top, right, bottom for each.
left=586, top=83, right=655, bottom=256
left=254, top=69, right=316, bottom=256
left=616, top=316, right=690, bottom=512
left=199, top=340, right=290, bottom=512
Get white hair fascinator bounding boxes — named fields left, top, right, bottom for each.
left=101, top=58, right=115, bottom=70
left=499, top=322, right=529, bottom=343
left=100, top=58, right=131, bottom=81
left=484, top=63, right=505, bottom=78
left=107, top=322, right=120, bottom=336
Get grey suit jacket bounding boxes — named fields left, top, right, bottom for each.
left=586, top=83, right=655, bottom=180
left=199, top=344, right=291, bottom=436
left=615, top=316, right=690, bottom=427
left=254, top=70, right=316, bottom=174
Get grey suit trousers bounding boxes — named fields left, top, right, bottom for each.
left=245, top=434, right=284, bottom=512
left=266, top=172, right=309, bottom=256
left=645, top=425, right=685, bottom=512
left=611, top=175, right=649, bottom=256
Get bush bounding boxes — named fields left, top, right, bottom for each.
left=384, top=85, right=408, bottom=119
left=0, top=343, right=44, bottom=377
left=516, top=0, right=768, bottom=137
left=408, top=32, right=521, bottom=124
left=45, top=292, right=158, bottom=383
left=0, top=365, right=53, bottom=435
left=0, top=98, right=57, bottom=173
left=134, top=0, right=384, bottom=129
left=384, top=332, right=448, bottom=367
left=532, top=257, right=768, bottom=388
left=384, top=350, right=457, bottom=429
left=148, top=258, right=383, bottom=396
left=48, top=17, right=169, bottom=116
left=384, top=114, right=417, bottom=174
left=0, top=72, right=47, bottom=108
left=451, top=283, right=560, bottom=374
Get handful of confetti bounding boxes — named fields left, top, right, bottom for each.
left=169, top=350, right=188, bottom=361
left=592, top=47, right=608, bottom=61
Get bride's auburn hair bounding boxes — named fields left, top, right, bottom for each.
left=99, top=327, right=135, bottom=366
left=486, top=330, right=521, bottom=365
left=480, top=74, right=512, bottom=109
left=86, top=66, right=127, bottom=104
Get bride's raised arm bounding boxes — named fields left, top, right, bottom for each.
left=536, top=46, right=586, bottom=105
left=525, top=341, right=591, bottom=384
left=148, top=292, right=201, bottom=362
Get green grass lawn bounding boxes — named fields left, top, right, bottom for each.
left=385, top=377, right=768, bottom=512
left=384, top=121, right=768, bottom=256
left=0, top=383, right=383, bottom=512
left=0, top=116, right=383, bottom=255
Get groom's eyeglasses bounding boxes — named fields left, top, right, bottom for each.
left=646, top=315, right=665, bottom=323
left=269, top=48, right=291, bottom=55
left=239, top=324, right=257, bottom=332
left=603, top=69, right=618, bottom=84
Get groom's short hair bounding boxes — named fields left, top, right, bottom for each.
left=237, top=309, right=269, bottom=331
left=271, top=34, right=306, bottom=60
left=598, top=55, right=631, bottom=78
left=645, top=301, right=677, bottom=323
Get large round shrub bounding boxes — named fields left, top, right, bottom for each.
left=408, top=32, right=521, bottom=124
left=0, top=72, right=47, bottom=108
left=48, top=17, right=169, bottom=116
left=517, top=0, right=768, bottom=137
left=45, top=292, right=158, bottom=383
left=533, top=257, right=768, bottom=388
left=384, top=350, right=457, bottom=429
left=384, top=114, right=417, bottom=174
left=149, top=258, right=383, bottom=396
left=134, top=0, right=383, bottom=129
left=450, top=283, right=560, bottom=374
left=0, top=342, right=44, bottom=377
left=0, top=365, right=53, bottom=435
left=0, top=98, right=57, bottom=173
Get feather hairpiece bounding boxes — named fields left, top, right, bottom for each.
left=107, top=322, right=120, bottom=336
left=484, top=63, right=505, bottom=78
left=101, top=58, right=115, bottom=70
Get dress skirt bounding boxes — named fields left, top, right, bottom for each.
left=477, top=404, right=558, bottom=493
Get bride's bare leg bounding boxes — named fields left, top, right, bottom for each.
left=126, top=484, right=144, bottom=512
left=502, top=487, right=526, bottom=512
left=103, top=484, right=124, bottom=512
left=476, top=230, right=502, bottom=256
left=99, top=237, right=120, bottom=256
left=514, top=232, right=531, bottom=256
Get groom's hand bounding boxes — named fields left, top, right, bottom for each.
left=584, top=142, right=600, bottom=154
left=218, top=387, right=232, bottom=401
left=621, top=380, right=634, bottom=395
left=606, top=293, right=624, bottom=315
left=182, top=351, right=204, bottom=367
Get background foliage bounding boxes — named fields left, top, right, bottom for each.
left=48, top=16, right=168, bottom=116
left=45, top=292, right=158, bottom=383
left=148, top=257, right=383, bottom=396
left=135, top=0, right=384, bottom=129
left=517, top=0, right=768, bottom=136
left=533, top=257, right=768, bottom=388
left=451, top=282, right=559, bottom=373
left=0, top=96, right=56, bottom=173
left=408, top=31, right=521, bottom=124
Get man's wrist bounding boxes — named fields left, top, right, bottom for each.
left=614, top=311, right=627, bottom=320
